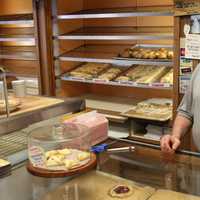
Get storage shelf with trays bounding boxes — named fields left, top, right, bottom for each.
left=57, top=44, right=173, bottom=66
left=57, top=6, right=174, bottom=20
left=0, top=13, right=39, bottom=79
left=52, top=2, right=174, bottom=124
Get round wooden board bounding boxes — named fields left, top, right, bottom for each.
left=27, top=153, right=97, bottom=178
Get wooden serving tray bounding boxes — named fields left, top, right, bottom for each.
left=27, top=153, right=97, bottom=178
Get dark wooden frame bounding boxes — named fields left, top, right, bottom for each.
left=33, top=0, right=56, bottom=96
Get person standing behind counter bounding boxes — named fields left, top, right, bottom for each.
left=161, top=65, right=200, bottom=153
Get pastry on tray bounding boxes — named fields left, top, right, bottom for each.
left=69, top=63, right=110, bottom=78
left=97, top=68, right=122, bottom=81
left=127, top=47, right=173, bottom=60
left=115, top=65, right=168, bottom=84
left=135, top=66, right=167, bottom=84
left=134, top=99, right=172, bottom=117
left=44, top=148, right=91, bottom=171
left=109, top=185, right=134, bottom=198
left=160, top=68, right=173, bottom=85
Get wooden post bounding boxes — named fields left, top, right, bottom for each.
left=32, top=0, right=55, bottom=96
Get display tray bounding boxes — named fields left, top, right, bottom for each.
left=121, top=98, right=172, bottom=122
left=122, top=108, right=172, bottom=121
left=117, top=44, right=173, bottom=62
left=27, top=152, right=97, bottom=178
left=62, top=64, right=172, bottom=90
left=41, top=170, right=155, bottom=200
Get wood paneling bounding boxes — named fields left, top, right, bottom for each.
left=84, top=0, right=137, bottom=9
left=90, top=84, right=172, bottom=99
left=0, top=0, right=40, bottom=84
left=0, top=0, right=32, bottom=15
left=2, top=59, right=38, bottom=75
left=136, top=0, right=173, bottom=6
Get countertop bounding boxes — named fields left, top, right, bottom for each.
left=1, top=139, right=200, bottom=200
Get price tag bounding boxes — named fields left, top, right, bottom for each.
left=29, top=146, right=45, bottom=167
left=185, top=34, right=200, bottom=59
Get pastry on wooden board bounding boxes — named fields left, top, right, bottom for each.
left=43, top=148, right=91, bottom=171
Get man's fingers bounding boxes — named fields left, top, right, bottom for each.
left=172, top=140, right=180, bottom=151
left=161, top=136, right=172, bottom=152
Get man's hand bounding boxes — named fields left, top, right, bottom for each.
left=160, top=134, right=181, bottom=154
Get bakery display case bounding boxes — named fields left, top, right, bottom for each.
left=46, top=0, right=175, bottom=145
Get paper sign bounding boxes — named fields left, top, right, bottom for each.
left=179, top=75, right=191, bottom=94
left=185, top=34, right=200, bottom=59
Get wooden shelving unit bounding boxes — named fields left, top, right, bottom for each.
left=0, top=12, right=40, bottom=83
left=46, top=0, right=175, bottom=143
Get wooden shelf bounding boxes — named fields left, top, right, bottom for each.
left=61, top=74, right=172, bottom=90
left=0, top=14, right=33, bottom=26
left=58, top=44, right=173, bottom=66
left=0, top=50, right=37, bottom=60
left=56, top=27, right=173, bottom=41
left=57, top=6, right=174, bottom=20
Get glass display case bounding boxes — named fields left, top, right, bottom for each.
left=1, top=139, right=200, bottom=200
left=28, top=123, right=92, bottom=171
left=39, top=139, right=200, bottom=200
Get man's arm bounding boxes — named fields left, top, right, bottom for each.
left=160, top=65, right=200, bottom=153
left=172, top=114, right=192, bottom=139
left=160, top=115, right=192, bottom=153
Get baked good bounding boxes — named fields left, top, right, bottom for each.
left=127, top=47, right=173, bottom=60
left=64, top=159, right=80, bottom=170
left=57, top=149, right=71, bottom=156
left=78, top=152, right=90, bottom=161
left=69, top=72, right=93, bottom=79
left=133, top=99, right=172, bottom=118
left=98, top=68, right=122, bottom=81
left=46, top=155, right=65, bottom=167
left=109, top=185, right=133, bottom=198
left=136, top=66, right=167, bottom=84
left=116, top=76, right=130, bottom=82
left=44, top=148, right=90, bottom=170
left=160, top=69, right=173, bottom=85
left=0, top=97, right=21, bottom=113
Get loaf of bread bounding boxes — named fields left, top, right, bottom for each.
left=69, top=63, right=110, bottom=78
left=160, top=68, right=173, bottom=85
left=98, top=68, right=122, bottom=81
